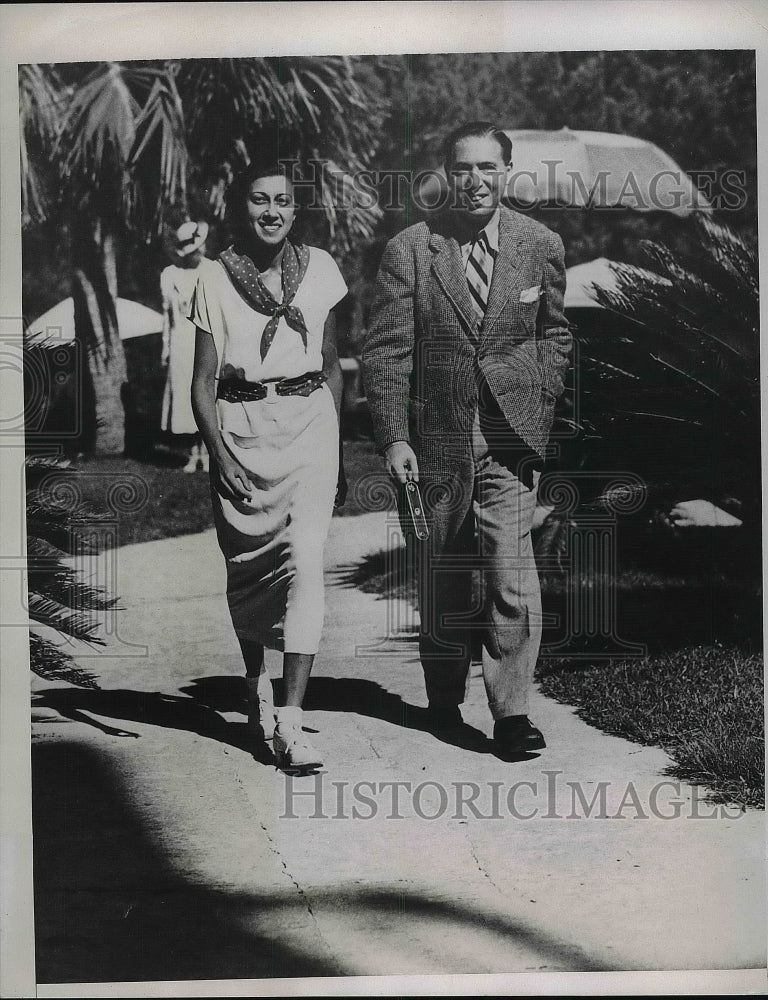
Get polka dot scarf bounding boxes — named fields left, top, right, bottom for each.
left=219, top=241, right=310, bottom=362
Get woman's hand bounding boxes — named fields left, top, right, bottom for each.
left=216, top=453, right=254, bottom=503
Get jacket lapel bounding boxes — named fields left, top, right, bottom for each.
left=428, top=229, right=479, bottom=341
left=482, top=208, right=524, bottom=334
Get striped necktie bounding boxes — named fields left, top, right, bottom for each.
left=466, top=230, right=491, bottom=319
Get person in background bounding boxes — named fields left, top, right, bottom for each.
left=161, top=220, right=211, bottom=472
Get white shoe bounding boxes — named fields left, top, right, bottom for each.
left=273, top=722, right=323, bottom=772
left=246, top=674, right=275, bottom=740
left=182, top=455, right=198, bottom=473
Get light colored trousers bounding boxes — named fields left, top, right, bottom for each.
left=417, top=408, right=542, bottom=719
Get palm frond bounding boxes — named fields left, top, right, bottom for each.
left=25, top=455, right=118, bottom=686
left=26, top=533, right=71, bottom=563
left=57, top=62, right=139, bottom=211
left=177, top=56, right=383, bottom=249
left=127, top=69, right=188, bottom=234
left=28, top=567, right=121, bottom=612
left=26, top=492, right=106, bottom=556
left=28, top=593, right=106, bottom=643
left=25, top=458, right=112, bottom=557
left=26, top=488, right=114, bottom=526
left=586, top=224, right=758, bottom=426
left=19, top=64, right=65, bottom=225
left=29, top=632, right=99, bottom=688
left=28, top=633, right=99, bottom=689
left=24, top=454, right=73, bottom=489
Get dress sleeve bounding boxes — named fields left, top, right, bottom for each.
left=187, top=262, right=226, bottom=377
left=188, top=270, right=214, bottom=334
left=316, top=249, right=348, bottom=311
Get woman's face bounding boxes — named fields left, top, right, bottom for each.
left=245, top=175, right=296, bottom=247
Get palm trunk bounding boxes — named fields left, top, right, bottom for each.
left=72, top=213, right=126, bottom=455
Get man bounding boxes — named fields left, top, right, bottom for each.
left=361, top=121, right=572, bottom=757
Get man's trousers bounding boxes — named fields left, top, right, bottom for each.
left=416, top=404, right=543, bottom=719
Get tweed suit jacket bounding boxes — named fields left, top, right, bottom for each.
left=361, top=206, right=571, bottom=480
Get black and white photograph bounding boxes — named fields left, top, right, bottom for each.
left=1, top=3, right=766, bottom=996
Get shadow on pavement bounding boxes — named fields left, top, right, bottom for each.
left=179, top=674, right=495, bottom=755
left=32, top=741, right=337, bottom=983
left=299, top=675, right=495, bottom=755
left=34, top=673, right=497, bottom=757
left=32, top=685, right=274, bottom=766
left=33, top=741, right=617, bottom=983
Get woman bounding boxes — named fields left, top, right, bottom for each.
left=160, top=220, right=211, bottom=472
left=190, top=158, right=346, bottom=773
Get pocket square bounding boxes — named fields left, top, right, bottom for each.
left=519, top=284, right=542, bottom=303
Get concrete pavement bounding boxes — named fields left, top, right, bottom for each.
left=30, top=512, right=766, bottom=986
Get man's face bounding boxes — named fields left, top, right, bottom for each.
left=447, top=134, right=511, bottom=226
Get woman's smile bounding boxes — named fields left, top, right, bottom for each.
left=246, top=175, right=297, bottom=245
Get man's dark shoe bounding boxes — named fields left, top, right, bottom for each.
left=493, top=715, right=546, bottom=757
left=424, top=703, right=464, bottom=734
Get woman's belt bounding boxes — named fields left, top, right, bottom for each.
left=216, top=370, right=327, bottom=403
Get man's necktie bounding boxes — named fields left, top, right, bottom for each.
left=466, top=231, right=490, bottom=319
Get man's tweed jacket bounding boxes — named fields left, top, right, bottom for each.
left=361, top=206, right=572, bottom=486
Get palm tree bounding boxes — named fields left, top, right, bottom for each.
left=20, top=57, right=383, bottom=455
left=586, top=218, right=759, bottom=521
left=538, top=217, right=760, bottom=574
left=177, top=57, right=383, bottom=250
left=26, top=456, right=119, bottom=688
left=21, top=61, right=187, bottom=455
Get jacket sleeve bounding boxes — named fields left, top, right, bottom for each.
left=538, top=230, right=572, bottom=398
left=360, top=234, right=416, bottom=451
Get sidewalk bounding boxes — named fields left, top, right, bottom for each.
left=31, top=512, right=766, bottom=985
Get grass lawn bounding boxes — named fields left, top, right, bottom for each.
left=538, top=646, right=764, bottom=809
left=61, top=437, right=387, bottom=547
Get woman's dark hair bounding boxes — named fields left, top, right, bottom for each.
left=442, top=121, right=513, bottom=167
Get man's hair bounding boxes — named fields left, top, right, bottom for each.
left=442, top=121, right=513, bottom=167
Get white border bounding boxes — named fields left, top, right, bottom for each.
left=2, top=3, right=767, bottom=997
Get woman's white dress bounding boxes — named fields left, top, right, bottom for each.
left=160, top=261, right=215, bottom=435
left=189, top=247, right=347, bottom=653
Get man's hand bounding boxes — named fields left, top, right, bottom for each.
left=384, top=441, right=419, bottom=484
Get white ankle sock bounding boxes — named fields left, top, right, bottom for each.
left=276, top=706, right=302, bottom=728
